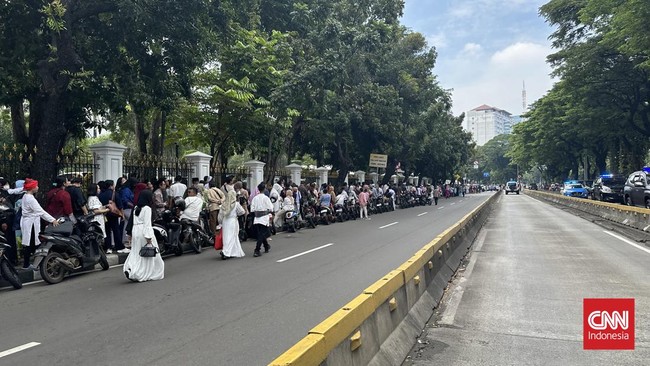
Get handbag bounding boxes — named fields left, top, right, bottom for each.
left=108, top=189, right=122, bottom=217
left=108, top=200, right=121, bottom=216
left=213, top=230, right=223, bottom=250
left=139, top=243, right=158, bottom=257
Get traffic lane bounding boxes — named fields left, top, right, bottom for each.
left=0, top=193, right=492, bottom=365
left=409, top=193, right=650, bottom=366
left=154, top=193, right=493, bottom=365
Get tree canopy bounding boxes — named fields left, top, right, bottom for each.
left=0, top=0, right=473, bottom=185
left=509, top=0, right=650, bottom=182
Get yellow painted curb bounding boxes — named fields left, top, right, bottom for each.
left=363, top=270, right=404, bottom=309
left=268, top=334, right=327, bottom=366
left=308, top=293, right=375, bottom=352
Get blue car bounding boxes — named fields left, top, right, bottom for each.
left=562, top=182, right=588, bottom=198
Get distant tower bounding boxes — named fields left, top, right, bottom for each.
left=522, top=81, right=527, bottom=112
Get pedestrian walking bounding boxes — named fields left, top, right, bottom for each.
left=433, top=185, right=440, bottom=205
left=218, top=181, right=246, bottom=260
left=359, top=187, right=370, bottom=219
left=204, top=181, right=225, bottom=234
left=123, top=189, right=164, bottom=282
left=250, top=182, right=273, bottom=257
left=86, top=183, right=109, bottom=238
left=20, top=179, right=60, bottom=269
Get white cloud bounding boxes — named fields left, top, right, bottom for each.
left=462, top=42, right=483, bottom=56
left=448, top=42, right=556, bottom=116
left=426, top=32, right=448, bottom=49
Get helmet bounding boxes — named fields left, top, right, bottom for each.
left=174, top=197, right=186, bottom=211
left=161, top=210, right=174, bottom=222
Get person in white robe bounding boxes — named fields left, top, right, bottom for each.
left=20, top=179, right=59, bottom=269
left=218, top=182, right=246, bottom=260
left=123, top=190, right=164, bottom=282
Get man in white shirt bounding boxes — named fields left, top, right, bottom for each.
left=250, top=182, right=273, bottom=257
left=169, top=175, right=187, bottom=200
left=180, top=187, right=203, bottom=222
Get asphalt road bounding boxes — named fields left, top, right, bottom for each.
left=0, top=192, right=493, bottom=366
left=405, top=192, right=650, bottom=365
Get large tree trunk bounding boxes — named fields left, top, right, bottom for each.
left=150, top=110, right=163, bottom=156
left=134, top=110, right=148, bottom=154
left=10, top=101, right=28, bottom=146
left=30, top=95, right=68, bottom=198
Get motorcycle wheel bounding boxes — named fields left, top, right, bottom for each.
left=99, top=248, right=109, bottom=271
left=190, top=233, right=202, bottom=254
left=1, top=259, right=22, bottom=289
left=40, top=252, right=67, bottom=284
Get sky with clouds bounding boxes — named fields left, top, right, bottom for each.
left=401, top=0, right=556, bottom=116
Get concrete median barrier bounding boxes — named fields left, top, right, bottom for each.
left=526, top=190, right=650, bottom=232
left=270, top=192, right=499, bottom=366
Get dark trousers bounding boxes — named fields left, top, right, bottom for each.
left=434, top=197, right=439, bottom=205
left=104, top=215, right=124, bottom=250
left=254, top=224, right=271, bottom=252
left=22, top=227, right=36, bottom=268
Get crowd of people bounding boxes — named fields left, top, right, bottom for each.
left=0, top=173, right=480, bottom=284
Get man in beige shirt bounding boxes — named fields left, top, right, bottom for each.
left=204, top=181, right=225, bottom=233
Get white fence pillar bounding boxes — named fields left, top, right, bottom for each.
left=244, top=160, right=265, bottom=189
left=89, top=141, right=127, bottom=183
left=368, top=172, right=378, bottom=184
left=355, top=170, right=366, bottom=185
left=184, top=151, right=212, bottom=180
left=286, top=163, right=302, bottom=185
left=315, top=167, right=331, bottom=187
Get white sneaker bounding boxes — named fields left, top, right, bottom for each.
left=106, top=249, right=113, bottom=254
left=117, top=248, right=131, bottom=254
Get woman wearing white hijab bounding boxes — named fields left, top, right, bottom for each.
left=218, top=181, right=246, bottom=260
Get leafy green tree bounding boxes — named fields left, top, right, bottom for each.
left=0, top=0, right=215, bottom=185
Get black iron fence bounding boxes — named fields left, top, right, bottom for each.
left=0, top=144, right=97, bottom=185
left=210, top=167, right=250, bottom=187
left=123, top=149, right=192, bottom=181
left=56, top=150, right=98, bottom=186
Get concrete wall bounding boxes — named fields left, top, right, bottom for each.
left=526, top=190, right=650, bottom=232
left=270, top=192, right=499, bottom=366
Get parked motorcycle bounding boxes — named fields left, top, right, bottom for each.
left=318, top=205, right=334, bottom=225
left=0, top=201, right=21, bottom=289
left=180, top=218, right=209, bottom=254
left=154, top=209, right=183, bottom=256
left=346, top=198, right=358, bottom=220
left=0, top=237, right=21, bottom=289
left=34, top=215, right=109, bottom=285
left=334, top=203, right=347, bottom=222
left=301, top=202, right=317, bottom=229
left=283, top=210, right=300, bottom=233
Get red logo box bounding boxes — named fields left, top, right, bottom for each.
left=584, top=298, right=634, bottom=350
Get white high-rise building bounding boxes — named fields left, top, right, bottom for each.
left=463, top=104, right=514, bottom=146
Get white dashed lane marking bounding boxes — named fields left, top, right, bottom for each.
left=379, top=222, right=399, bottom=229
left=0, top=342, right=41, bottom=359
left=277, top=243, right=334, bottom=263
